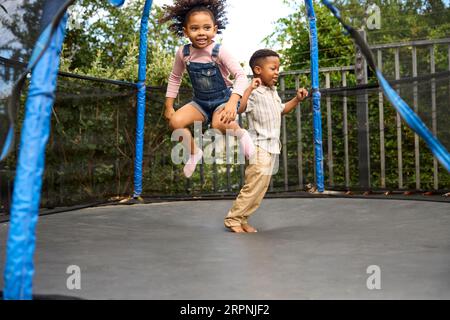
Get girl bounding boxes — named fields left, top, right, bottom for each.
left=160, top=0, right=255, bottom=178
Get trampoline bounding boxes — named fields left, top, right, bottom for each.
left=1, top=197, right=449, bottom=299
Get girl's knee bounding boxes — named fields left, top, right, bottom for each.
left=212, top=119, right=239, bottom=134
left=211, top=120, right=225, bottom=133
left=169, top=116, right=184, bottom=130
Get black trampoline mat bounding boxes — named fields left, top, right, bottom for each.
left=0, top=198, right=449, bottom=299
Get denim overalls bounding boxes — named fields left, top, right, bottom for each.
left=183, top=43, right=232, bottom=123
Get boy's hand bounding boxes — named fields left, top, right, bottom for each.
left=250, top=78, right=262, bottom=90
left=220, top=101, right=237, bottom=124
left=296, top=88, right=309, bottom=101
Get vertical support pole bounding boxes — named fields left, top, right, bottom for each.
left=295, top=76, right=303, bottom=190
left=226, top=132, right=231, bottom=192
left=281, top=77, right=288, bottom=191
left=3, top=1, right=69, bottom=299
left=447, top=43, right=450, bottom=186
left=0, top=164, right=11, bottom=216
left=133, top=0, right=153, bottom=198
left=212, top=134, right=217, bottom=192
left=305, top=0, right=324, bottom=192
left=325, top=72, right=333, bottom=187
left=355, top=29, right=370, bottom=190
left=197, top=124, right=204, bottom=190
left=377, top=50, right=386, bottom=189
left=342, top=71, right=350, bottom=189
left=430, top=45, right=438, bottom=190
left=412, top=46, right=420, bottom=190
left=238, top=114, right=245, bottom=188
left=394, top=47, right=403, bottom=189
left=269, top=175, right=274, bottom=191
left=185, top=173, right=191, bottom=194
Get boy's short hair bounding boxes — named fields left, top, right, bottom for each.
left=249, top=49, right=280, bottom=74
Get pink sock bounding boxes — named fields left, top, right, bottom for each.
left=183, top=148, right=203, bottom=178
left=239, top=130, right=255, bottom=159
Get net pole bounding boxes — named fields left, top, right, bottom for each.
left=305, top=0, right=324, bottom=192
left=3, top=2, right=69, bottom=299
left=133, top=0, right=153, bottom=198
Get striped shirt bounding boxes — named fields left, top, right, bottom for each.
left=246, top=85, right=285, bottom=154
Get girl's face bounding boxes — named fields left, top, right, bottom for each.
left=183, top=11, right=218, bottom=49
left=255, top=56, right=281, bottom=87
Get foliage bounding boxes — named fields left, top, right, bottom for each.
left=264, top=0, right=450, bottom=191
left=60, top=0, right=184, bottom=86
left=0, top=0, right=44, bottom=61
left=265, top=0, right=450, bottom=70
left=264, top=1, right=355, bottom=71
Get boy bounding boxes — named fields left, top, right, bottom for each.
left=224, top=49, right=309, bottom=233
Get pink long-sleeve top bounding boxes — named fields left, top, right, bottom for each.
left=166, top=41, right=248, bottom=99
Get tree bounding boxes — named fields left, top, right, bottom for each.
left=60, top=0, right=184, bottom=86
left=0, top=0, right=44, bottom=61
left=264, top=1, right=355, bottom=72
left=265, top=0, right=450, bottom=72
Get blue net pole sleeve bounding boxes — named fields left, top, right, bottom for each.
left=3, top=12, right=68, bottom=300
left=133, top=0, right=153, bottom=198
left=108, top=0, right=126, bottom=6
left=305, top=0, right=325, bottom=192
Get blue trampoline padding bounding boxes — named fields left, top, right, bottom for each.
left=133, top=0, right=153, bottom=197
left=3, top=13, right=68, bottom=300
left=321, top=0, right=450, bottom=173
left=108, top=0, right=126, bottom=7
left=305, top=0, right=325, bottom=192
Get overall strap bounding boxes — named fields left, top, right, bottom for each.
left=182, top=44, right=191, bottom=62
left=211, top=43, right=221, bottom=61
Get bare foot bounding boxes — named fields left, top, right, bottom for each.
left=226, top=225, right=245, bottom=233
left=242, top=224, right=258, bottom=233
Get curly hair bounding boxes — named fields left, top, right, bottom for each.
left=159, top=0, right=228, bottom=37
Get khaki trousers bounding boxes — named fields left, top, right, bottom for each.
left=224, top=147, right=276, bottom=227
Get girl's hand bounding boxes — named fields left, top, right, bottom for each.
left=250, top=78, right=262, bottom=90
left=296, top=88, right=309, bottom=101
left=164, top=107, right=175, bottom=122
left=220, top=102, right=237, bottom=124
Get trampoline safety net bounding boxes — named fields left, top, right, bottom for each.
left=1, top=0, right=450, bottom=216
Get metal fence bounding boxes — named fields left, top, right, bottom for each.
left=275, top=37, right=450, bottom=192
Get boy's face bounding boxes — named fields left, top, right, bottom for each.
left=254, top=56, right=280, bottom=87
left=183, top=12, right=218, bottom=49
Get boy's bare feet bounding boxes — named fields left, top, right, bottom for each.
left=226, top=225, right=245, bottom=233
left=242, top=224, right=258, bottom=233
